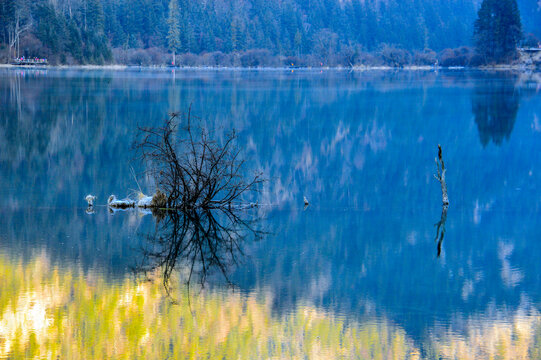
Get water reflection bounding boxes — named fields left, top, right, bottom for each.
left=472, top=74, right=520, bottom=147
left=434, top=205, right=448, bottom=257
left=1, top=69, right=539, bottom=212
left=0, top=252, right=418, bottom=359
left=2, top=69, right=541, bottom=355
left=135, top=209, right=265, bottom=292
left=1, top=251, right=541, bottom=359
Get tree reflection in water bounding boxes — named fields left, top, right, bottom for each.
left=135, top=208, right=265, bottom=295
left=473, top=75, right=520, bottom=147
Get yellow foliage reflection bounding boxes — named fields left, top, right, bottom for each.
left=0, top=251, right=414, bottom=359
left=0, top=251, right=541, bottom=359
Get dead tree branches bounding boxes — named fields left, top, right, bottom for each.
left=135, top=111, right=264, bottom=211
left=131, top=111, right=266, bottom=294
left=134, top=208, right=265, bottom=291
left=7, top=6, right=32, bottom=59
left=434, top=144, right=449, bottom=206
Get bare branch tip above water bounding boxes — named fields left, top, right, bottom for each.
left=434, top=144, right=449, bottom=206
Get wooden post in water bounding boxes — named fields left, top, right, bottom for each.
left=434, top=144, right=449, bottom=206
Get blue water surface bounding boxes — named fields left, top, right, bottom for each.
left=1, top=68, right=541, bottom=346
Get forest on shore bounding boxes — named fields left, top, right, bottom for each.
left=1, top=0, right=540, bottom=67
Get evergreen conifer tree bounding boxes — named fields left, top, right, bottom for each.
left=86, top=0, right=105, bottom=34
left=474, top=0, right=522, bottom=63
left=167, top=0, right=181, bottom=66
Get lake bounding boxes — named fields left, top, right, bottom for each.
left=1, top=68, right=541, bottom=359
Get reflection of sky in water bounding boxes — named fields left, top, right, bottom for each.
left=1, top=69, right=541, bottom=358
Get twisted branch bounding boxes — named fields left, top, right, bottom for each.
left=434, top=144, right=449, bottom=206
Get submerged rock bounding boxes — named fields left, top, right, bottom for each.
left=106, top=191, right=167, bottom=210
left=137, top=194, right=153, bottom=208
left=107, top=195, right=135, bottom=208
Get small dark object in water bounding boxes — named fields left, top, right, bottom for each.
left=151, top=190, right=167, bottom=208
left=434, top=144, right=449, bottom=206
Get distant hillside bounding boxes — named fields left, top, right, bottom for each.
left=0, top=0, right=539, bottom=65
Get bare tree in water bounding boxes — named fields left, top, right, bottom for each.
left=134, top=111, right=264, bottom=210
left=133, top=110, right=266, bottom=295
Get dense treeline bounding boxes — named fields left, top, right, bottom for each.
left=0, top=0, right=540, bottom=65
left=0, top=0, right=112, bottom=63
left=474, top=0, right=523, bottom=63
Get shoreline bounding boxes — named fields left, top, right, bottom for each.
left=0, top=63, right=539, bottom=72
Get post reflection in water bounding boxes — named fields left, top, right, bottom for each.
left=434, top=205, right=448, bottom=258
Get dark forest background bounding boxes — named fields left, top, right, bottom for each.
left=1, top=0, right=540, bottom=66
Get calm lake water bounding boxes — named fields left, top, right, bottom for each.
left=1, top=68, right=541, bottom=359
